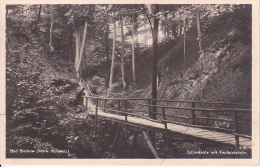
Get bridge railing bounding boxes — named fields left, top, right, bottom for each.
left=82, top=95, right=251, bottom=149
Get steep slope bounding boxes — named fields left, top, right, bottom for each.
left=6, top=17, right=112, bottom=158
left=134, top=7, right=251, bottom=105
left=5, top=17, right=156, bottom=158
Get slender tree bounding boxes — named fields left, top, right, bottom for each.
left=120, top=18, right=126, bottom=90
left=196, top=10, right=203, bottom=53
left=64, top=5, right=94, bottom=78
left=105, top=21, right=110, bottom=66
left=108, top=12, right=116, bottom=94
left=74, top=21, right=88, bottom=78
left=33, top=4, right=42, bottom=34
left=183, top=18, right=187, bottom=70
left=75, top=26, right=80, bottom=71
left=131, top=8, right=136, bottom=84
left=75, top=20, right=88, bottom=78
left=164, top=13, right=170, bottom=37
left=151, top=4, right=159, bottom=120
left=68, top=25, right=73, bottom=66
left=49, top=5, right=54, bottom=52
left=144, top=19, right=147, bottom=49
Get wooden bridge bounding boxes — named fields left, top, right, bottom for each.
left=81, top=94, right=252, bottom=158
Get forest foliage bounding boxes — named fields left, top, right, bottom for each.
left=6, top=4, right=251, bottom=158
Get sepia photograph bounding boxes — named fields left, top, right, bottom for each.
left=1, top=1, right=259, bottom=165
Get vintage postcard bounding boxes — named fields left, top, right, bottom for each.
left=0, top=0, right=259, bottom=165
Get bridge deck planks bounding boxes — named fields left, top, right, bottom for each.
left=84, top=98, right=251, bottom=149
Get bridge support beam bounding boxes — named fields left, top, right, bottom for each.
left=143, top=130, right=159, bottom=159
left=95, top=98, right=99, bottom=128
left=162, top=107, right=169, bottom=149
left=110, top=123, right=121, bottom=150
left=191, top=102, right=196, bottom=125
left=234, top=111, right=239, bottom=150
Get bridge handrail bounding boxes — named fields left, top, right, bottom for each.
left=110, top=108, right=251, bottom=125
left=100, top=107, right=236, bottom=133
left=147, top=98, right=251, bottom=106
left=129, top=101, right=252, bottom=112
left=98, top=107, right=235, bottom=133
left=83, top=95, right=252, bottom=149
left=128, top=109, right=191, bottom=119
left=98, top=107, right=163, bottom=124
left=82, top=95, right=251, bottom=107
left=232, top=133, right=252, bottom=139
left=162, top=120, right=236, bottom=133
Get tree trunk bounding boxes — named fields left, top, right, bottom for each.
left=147, top=4, right=152, bottom=14
left=49, top=5, right=54, bottom=52
left=133, top=12, right=138, bottom=43
left=74, top=27, right=80, bottom=71
left=178, top=25, right=183, bottom=37
left=151, top=4, right=159, bottom=120
left=120, top=19, right=126, bottom=90
left=172, top=25, right=178, bottom=40
left=68, top=25, right=73, bottom=67
left=132, top=10, right=136, bottom=84
left=33, top=4, right=42, bottom=34
left=133, top=12, right=140, bottom=57
left=58, top=32, right=62, bottom=55
left=76, top=21, right=88, bottom=78
left=183, top=18, right=187, bottom=71
left=196, top=11, right=203, bottom=53
left=108, top=14, right=116, bottom=95
left=106, top=23, right=110, bottom=68
left=164, top=13, right=169, bottom=37
left=144, top=19, right=147, bottom=49
left=105, top=5, right=110, bottom=70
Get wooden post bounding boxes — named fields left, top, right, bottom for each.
left=125, top=100, right=127, bottom=122
left=191, top=102, right=196, bottom=125
left=104, top=99, right=107, bottom=112
left=118, top=100, right=121, bottom=113
left=142, top=130, right=159, bottom=159
left=234, top=111, right=239, bottom=149
left=95, top=98, right=99, bottom=128
left=148, top=98, right=155, bottom=145
left=152, top=99, right=157, bottom=120
left=162, top=107, right=169, bottom=148
left=125, top=100, right=128, bottom=139
left=83, top=97, right=87, bottom=107
left=148, top=99, right=152, bottom=118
